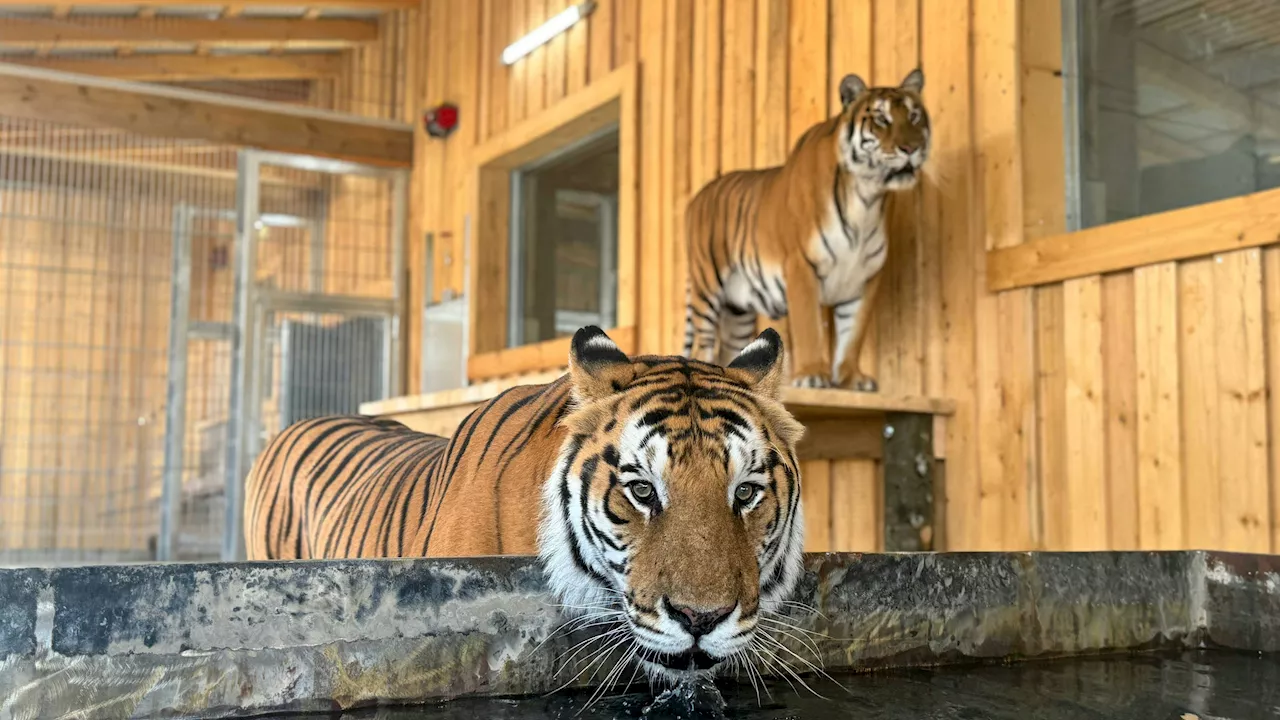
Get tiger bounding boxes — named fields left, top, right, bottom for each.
left=682, top=69, right=930, bottom=392
left=244, top=325, right=807, bottom=681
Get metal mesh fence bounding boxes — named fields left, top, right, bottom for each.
left=0, top=118, right=241, bottom=564
left=0, top=116, right=405, bottom=566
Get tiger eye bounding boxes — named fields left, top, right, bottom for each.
left=630, top=481, right=654, bottom=500
left=735, top=484, right=757, bottom=502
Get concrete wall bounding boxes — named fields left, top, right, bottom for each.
left=1, top=551, right=1278, bottom=718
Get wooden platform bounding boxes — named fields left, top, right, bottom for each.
left=359, top=372, right=955, bottom=457
left=361, top=375, right=953, bottom=553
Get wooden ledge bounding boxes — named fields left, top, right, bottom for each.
left=779, top=387, right=955, bottom=419
left=358, top=376, right=952, bottom=425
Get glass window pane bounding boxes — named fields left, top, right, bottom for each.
left=1072, top=0, right=1280, bottom=229
left=510, top=128, right=619, bottom=347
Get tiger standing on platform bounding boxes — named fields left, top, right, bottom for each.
left=682, top=69, right=931, bottom=392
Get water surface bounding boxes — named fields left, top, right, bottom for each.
left=265, top=650, right=1280, bottom=719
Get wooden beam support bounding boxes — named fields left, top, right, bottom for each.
left=0, top=63, right=413, bottom=167
left=0, top=18, right=379, bottom=46
left=0, top=0, right=416, bottom=8
left=6, top=52, right=343, bottom=81
left=988, top=185, right=1280, bottom=291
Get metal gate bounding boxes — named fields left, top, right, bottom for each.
left=158, top=150, right=406, bottom=562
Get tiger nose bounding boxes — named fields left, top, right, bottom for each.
left=898, top=145, right=915, bottom=154
left=666, top=599, right=735, bottom=637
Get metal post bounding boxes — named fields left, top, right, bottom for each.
left=599, top=194, right=617, bottom=328
left=421, top=231, right=434, bottom=393
left=388, top=169, right=408, bottom=399
left=158, top=205, right=193, bottom=561
left=461, top=213, right=471, bottom=386
left=308, top=217, right=326, bottom=293
left=223, top=151, right=261, bottom=562
left=1061, top=0, right=1084, bottom=232
left=882, top=412, right=938, bottom=552
left=507, top=171, right=525, bottom=347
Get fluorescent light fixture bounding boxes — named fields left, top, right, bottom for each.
left=502, top=0, right=595, bottom=66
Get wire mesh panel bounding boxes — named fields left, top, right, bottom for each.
left=0, top=117, right=246, bottom=565
left=0, top=121, right=405, bottom=565
left=220, top=151, right=405, bottom=561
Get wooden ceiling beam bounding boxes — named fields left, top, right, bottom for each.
left=0, top=17, right=379, bottom=46
left=6, top=53, right=344, bottom=81
left=0, top=0, right=418, bottom=8
left=0, top=63, right=413, bottom=168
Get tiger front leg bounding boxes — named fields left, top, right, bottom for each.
left=683, top=284, right=721, bottom=362
left=782, top=258, right=833, bottom=388
left=833, top=271, right=882, bottom=392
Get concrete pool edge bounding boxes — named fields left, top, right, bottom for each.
left=0, top=551, right=1275, bottom=718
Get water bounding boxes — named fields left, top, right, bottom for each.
left=263, top=650, right=1280, bottom=719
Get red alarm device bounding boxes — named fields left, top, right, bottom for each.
left=424, top=103, right=459, bottom=138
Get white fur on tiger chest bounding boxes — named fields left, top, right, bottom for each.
left=718, top=183, right=886, bottom=319
left=812, top=189, right=887, bottom=306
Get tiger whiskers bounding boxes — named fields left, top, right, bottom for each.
left=725, top=610, right=846, bottom=702
left=530, top=597, right=626, bottom=658
left=578, top=639, right=639, bottom=714
left=751, top=642, right=820, bottom=698
left=758, top=615, right=825, bottom=659
left=546, top=627, right=634, bottom=703
left=554, top=625, right=629, bottom=668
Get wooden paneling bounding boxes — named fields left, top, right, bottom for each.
left=974, top=0, right=1034, bottom=550
left=408, top=0, right=972, bottom=551
left=1000, top=5, right=1280, bottom=556
left=407, top=0, right=1280, bottom=555
left=1134, top=263, right=1183, bottom=549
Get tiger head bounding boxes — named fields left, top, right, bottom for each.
left=538, top=326, right=806, bottom=681
left=837, top=68, right=930, bottom=190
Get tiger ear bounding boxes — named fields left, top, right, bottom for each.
left=839, top=73, right=868, bottom=108
left=568, top=326, right=635, bottom=403
left=727, top=328, right=785, bottom=398
left=899, top=68, right=924, bottom=94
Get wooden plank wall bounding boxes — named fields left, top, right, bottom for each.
left=1006, top=0, right=1280, bottom=554
left=408, top=0, right=982, bottom=553
left=411, top=0, right=1280, bottom=554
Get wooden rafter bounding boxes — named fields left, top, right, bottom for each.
left=0, top=63, right=413, bottom=167
left=0, top=0, right=418, bottom=8
left=7, top=52, right=344, bottom=81
left=0, top=18, right=379, bottom=46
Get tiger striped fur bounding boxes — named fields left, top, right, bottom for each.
left=682, top=69, right=930, bottom=392
left=244, top=326, right=807, bottom=680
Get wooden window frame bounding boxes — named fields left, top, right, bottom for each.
left=467, top=64, right=638, bottom=381
left=989, top=5, right=1280, bottom=293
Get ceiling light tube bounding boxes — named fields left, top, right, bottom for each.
left=502, top=0, right=596, bottom=66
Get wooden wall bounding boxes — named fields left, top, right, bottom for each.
left=1010, top=0, right=1280, bottom=555
left=407, top=0, right=1280, bottom=553
left=406, top=0, right=966, bottom=553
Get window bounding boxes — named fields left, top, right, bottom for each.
left=467, top=65, right=636, bottom=382
left=1066, top=0, right=1280, bottom=230
left=509, top=128, right=619, bottom=346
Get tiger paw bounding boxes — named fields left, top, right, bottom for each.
left=791, top=375, right=833, bottom=389
left=853, top=374, right=879, bottom=393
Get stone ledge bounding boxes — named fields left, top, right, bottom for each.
left=1, top=551, right=1277, bottom=718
